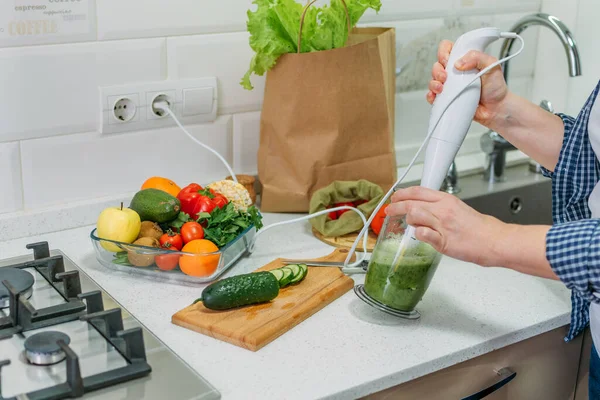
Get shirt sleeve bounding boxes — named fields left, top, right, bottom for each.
left=541, top=113, right=577, bottom=178
left=546, top=219, right=600, bottom=302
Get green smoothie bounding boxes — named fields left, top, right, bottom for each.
left=364, top=238, right=442, bottom=311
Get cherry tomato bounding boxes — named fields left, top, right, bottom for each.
left=155, top=252, right=180, bottom=271
left=370, top=204, right=389, bottom=236
left=212, top=194, right=228, bottom=209
left=159, top=231, right=183, bottom=251
left=181, top=221, right=204, bottom=244
left=335, top=202, right=355, bottom=218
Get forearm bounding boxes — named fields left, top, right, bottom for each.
left=487, top=92, right=565, bottom=172
left=486, top=222, right=559, bottom=281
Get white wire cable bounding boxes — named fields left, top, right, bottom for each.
left=248, top=205, right=370, bottom=273
left=154, top=102, right=238, bottom=184
left=342, top=32, right=525, bottom=268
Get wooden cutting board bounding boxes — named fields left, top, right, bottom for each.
left=312, top=228, right=378, bottom=252
left=171, top=248, right=354, bottom=351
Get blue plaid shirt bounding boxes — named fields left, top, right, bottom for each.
left=543, top=80, right=600, bottom=342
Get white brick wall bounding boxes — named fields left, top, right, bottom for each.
left=0, top=0, right=544, bottom=217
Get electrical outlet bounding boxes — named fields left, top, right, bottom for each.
left=108, top=94, right=139, bottom=124
left=146, top=90, right=176, bottom=120
left=99, top=78, right=218, bottom=134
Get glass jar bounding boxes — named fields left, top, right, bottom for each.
left=364, top=214, right=442, bottom=313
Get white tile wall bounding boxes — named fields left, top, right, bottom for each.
left=0, top=38, right=166, bottom=142
left=97, top=0, right=251, bottom=41
left=0, top=0, right=554, bottom=222
left=167, top=32, right=265, bottom=115
left=362, top=0, right=540, bottom=22
left=0, top=0, right=97, bottom=47
left=454, top=0, right=540, bottom=14
left=489, top=13, right=540, bottom=79
left=565, top=0, right=600, bottom=116
left=20, top=117, right=232, bottom=209
left=233, top=112, right=261, bottom=175
left=531, top=0, right=579, bottom=114
left=0, top=142, right=23, bottom=213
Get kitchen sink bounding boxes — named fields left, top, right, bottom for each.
left=401, top=162, right=553, bottom=225
left=458, top=163, right=552, bottom=225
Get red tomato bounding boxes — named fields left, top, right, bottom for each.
left=370, top=204, right=389, bottom=236
left=159, top=231, right=183, bottom=251
left=155, top=252, right=180, bottom=271
left=354, top=199, right=368, bottom=206
left=212, top=194, right=228, bottom=209
left=335, top=202, right=355, bottom=218
left=328, top=209, right=338, bottom=220
left=181, top=222, right=204, bottom=244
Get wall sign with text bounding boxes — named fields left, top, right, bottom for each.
left=0, top=0, right=96, bottom=47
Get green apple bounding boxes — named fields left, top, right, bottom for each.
left=96, top=203, right=142, bottom=252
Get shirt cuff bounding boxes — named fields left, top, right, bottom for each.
left=546, top=219, right=600, bottom=302
left=540, top=113, right=577, bottom=178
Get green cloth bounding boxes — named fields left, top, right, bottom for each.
left=309, top=180, right=385, bottom=237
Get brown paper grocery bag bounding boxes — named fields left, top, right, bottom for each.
left=258, top=26, right=397, bottom=212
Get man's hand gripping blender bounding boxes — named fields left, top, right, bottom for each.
left=344, top=27, right=525, bottom=270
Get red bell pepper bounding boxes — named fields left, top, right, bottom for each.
left=177, top=183, right=217, bottom=220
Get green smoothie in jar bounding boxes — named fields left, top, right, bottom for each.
left=364, top=237, right=442, bottom=312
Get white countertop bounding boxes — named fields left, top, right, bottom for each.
left=0, top=212, right=572, bottom=399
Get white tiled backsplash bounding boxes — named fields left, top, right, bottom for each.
left=0, top=0, right=546, bottom=224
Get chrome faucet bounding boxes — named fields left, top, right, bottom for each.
left=481, top=13, right=582, bottom=183
left=441, top=161, right=460, bottom=194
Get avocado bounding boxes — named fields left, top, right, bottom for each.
left=130, top=189, right=181, bottom=223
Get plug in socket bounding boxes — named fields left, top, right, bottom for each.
left=147, top=90, right=176, bottom=120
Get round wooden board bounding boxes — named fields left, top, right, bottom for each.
left=312, top=228, right=378, bottom=252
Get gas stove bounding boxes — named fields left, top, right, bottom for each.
left=0, top=242, right=220, bottom=400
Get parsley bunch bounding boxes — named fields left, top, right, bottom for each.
left=198, top=203, right=263, bottom=248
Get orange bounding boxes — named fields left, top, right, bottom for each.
left=141, top=177, right=181, bottom=197
left=180, top=239, right=220, bottom=277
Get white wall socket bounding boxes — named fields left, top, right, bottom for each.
left=99, top=78, right=218, bottom=134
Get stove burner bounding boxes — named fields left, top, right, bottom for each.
left=24, top=331, right=71, bottom=365
left=0, top=268, right=34, bottom=309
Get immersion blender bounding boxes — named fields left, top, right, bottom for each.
left=387, top=28, right=524, bottom=265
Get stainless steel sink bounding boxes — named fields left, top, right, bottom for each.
left=459, top=163, right=552, bottom=225
left=401, top=163, right=553, bottom=225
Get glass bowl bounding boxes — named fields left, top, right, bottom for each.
left=90, top=226, right=256, bottom=285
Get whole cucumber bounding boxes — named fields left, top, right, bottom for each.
left=197, top=272, right=280, bottom=310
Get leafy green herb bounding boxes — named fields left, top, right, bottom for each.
left=197, top=203, right=263, bottom=247
left=113, top=251, right=132, bottom=266
left=241, top=0, right=382, bottom=90
left=162, top=212, right=193, bottom=232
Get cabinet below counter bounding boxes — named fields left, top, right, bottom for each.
left=366, top=327, right=591, bottom=400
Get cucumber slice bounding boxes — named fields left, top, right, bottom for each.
left=287, top=264, right=302, bottom=279
left=269, top=269, right=285, bottom=283
left=298, top=264, right=308, bottom=280
left=288, top=265, right=304, bottom=284
left=279, top=267, right=294, bottom=287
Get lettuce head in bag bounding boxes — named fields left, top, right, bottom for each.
left=241, top=0, right=382, bottom=90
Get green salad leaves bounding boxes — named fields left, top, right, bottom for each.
left=241, top=0, right=382, bottom=90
